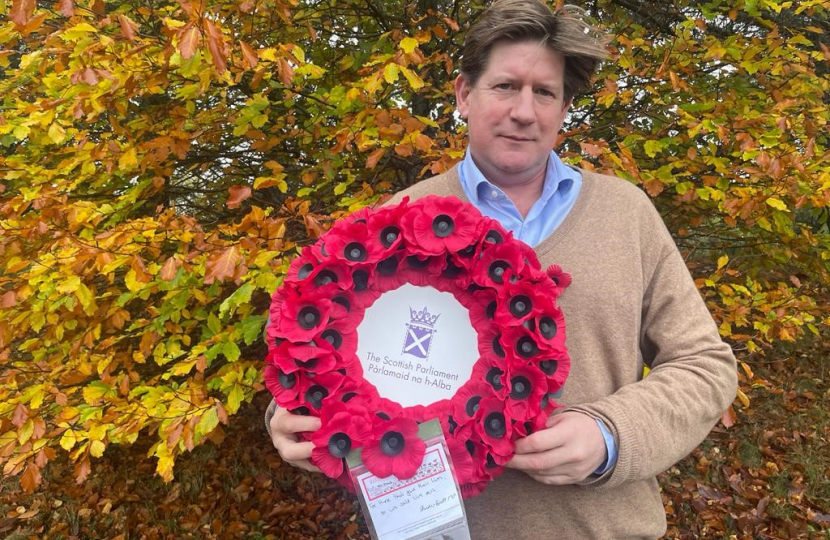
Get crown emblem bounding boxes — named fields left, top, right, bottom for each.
left=409, top=306, right=440, bottom=327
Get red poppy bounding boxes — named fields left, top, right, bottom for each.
left=362, top=416, right=426, bottom=479
left=326, top=219, right=384, bottom=266
left=310, top=401, right=372, bottom=478
left=446, top=437, right=477, bottom=486
left=277, top=286, right=334, bottom=342
left=367, top=197, right=410, bottom=256
left=473, top=243, right=528, bottom=289
left=494, top=280, right=545, bottom=328
left=312, top=319, right=358, bottom=360
left=545, top=264, right=572, bottom=293
left=285, top=246, right=321, bottom=284
left=298, top=258, right=355, bottom=292
left=531, top=352, right=570, bottom=395
left=300, top=370, right=346, bottom=412
left=451, top=380, right=493, bottom=424
left=503, top=364, right=548, bottom=422
left=401, top=196, right=482, bottom=256
left=472, top=397, right=513, bottom=458
left=470, top=353, right=509, bottom=399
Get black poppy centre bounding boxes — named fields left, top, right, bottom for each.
left=380, top=431, right=405, bottom=456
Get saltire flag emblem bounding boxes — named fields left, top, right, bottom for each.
left=402, top=306, right=440, bottom=360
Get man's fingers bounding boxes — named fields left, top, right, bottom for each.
left=506, top=447, right=574, bottom=472
left=271, top=408, right=321, bottom=436
left=513, top=427, right=566, bottom=454
left=276, top=439, right=313, bottom=462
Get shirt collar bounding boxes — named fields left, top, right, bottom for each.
left=460, top=150, right=577, bottom=205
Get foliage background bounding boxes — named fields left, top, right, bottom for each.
left=0, top=0, right=828, bottom=534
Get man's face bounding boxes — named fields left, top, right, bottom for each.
left=455, top=40, right=572, bottom=187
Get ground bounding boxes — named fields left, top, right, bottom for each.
left=1, top=351, right=827, bottom=540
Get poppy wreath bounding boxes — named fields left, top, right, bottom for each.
left=264, top=195, right=571, bottom=498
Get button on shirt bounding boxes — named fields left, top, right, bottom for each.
left=458, top=149, right=618, bottom=475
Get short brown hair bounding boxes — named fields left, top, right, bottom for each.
left=460, top=0, right=608, bottom=101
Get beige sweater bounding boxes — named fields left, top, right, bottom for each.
left=267, top=166, right=737, bottom=539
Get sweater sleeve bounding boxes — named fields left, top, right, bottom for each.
left=570, top=215, right=737, bottom=491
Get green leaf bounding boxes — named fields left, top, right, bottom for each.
left=222, top=341, right=241, bottom=363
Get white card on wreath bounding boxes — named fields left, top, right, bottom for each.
left=353, top=441, right=470, bottom=540
left=356, top=284, right=479, bottom=407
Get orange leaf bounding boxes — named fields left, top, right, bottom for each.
left=12, top=403, right=28, bottom=427
left=240, top=40, right=258, bottom=69
left=413, top=133, right=433, bottom=152
left=227, top=185, right=251, bottom=209
left=366, top=148, right=386, bottom=169
left=720, top=405, right=736, bottom=428
left=1, top=291, right=16, bottom=308
left=10, top=0, right=36, bottom=26
left=20, top=463, right=41, bottom=493
left=443, top=16, right=459, bottom=31
left=643, top=179, right=664, bottom=197
left=580, top=141, right=604, bottom=157
left=58, top=0, right=74, bottom=17
left=90, top=0, right=104, bottom=15
left=278, top=57, right=294, bottom=87
left=74, top=458, right=91, bottom=484
left=118, top=14, right=138, bottom=42
left=160, top=257, right=179, bottom=281
left=205, top=19, right=227, bottom=72
left=205, top=246, right=240, bottom=284
left=179, top=25, right=200, bottom=60
left=394, top=143, right=413, bottom=157
left=303, top=215, right=326, bottom=239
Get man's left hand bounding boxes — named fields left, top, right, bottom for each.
left=506, top=411, right=608, bottom=485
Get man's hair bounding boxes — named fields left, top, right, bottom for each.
left=460, top=0, right=608, bottom=101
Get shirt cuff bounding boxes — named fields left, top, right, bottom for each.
left=593, top=418, right=618, bottom=475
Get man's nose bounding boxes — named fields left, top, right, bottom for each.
left=509, top=87, right=536, bottom=124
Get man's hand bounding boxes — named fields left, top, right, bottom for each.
left=269, top=407, right=322, bottom=473
left=506, top=411, right=608, bottom=485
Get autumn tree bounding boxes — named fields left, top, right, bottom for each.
left=1, top=0, right=828, bottom=492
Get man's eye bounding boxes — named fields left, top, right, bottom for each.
left=536, top=88, right=555, bottom=97
left=495, top=83, right=512, bottom=90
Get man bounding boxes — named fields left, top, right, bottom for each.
left=267, top=1, right=737, bottom=538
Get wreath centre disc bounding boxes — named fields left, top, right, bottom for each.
left=356, top=283, right=478, bottom=408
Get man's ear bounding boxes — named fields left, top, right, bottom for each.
left=454, top=74, right=472, bottom=119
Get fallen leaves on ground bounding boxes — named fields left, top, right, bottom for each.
left=0, top=353, right=827, bottom=540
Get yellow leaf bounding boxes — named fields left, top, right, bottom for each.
left=124, top=269, right=143, bottom=292
left=400, top=66, right=424, bottom=90
left=75, top=283, right=95, bottom=312
left=400, top=37, right=419, bottom=54
left=89, top=439, right=106, bottom=458
left=736, top=388, right=750, bottom=408
left=60, top=429, right=77, bottom=451
left=57, top=275, right=81, bottom=294
left=383, top=63, right=399, bottom=84
left=290, top=44, right=305, bottom=63
left=259, top=47, right=278, bottom=62
left=48, top=123, right=66, bottom=144
left=717, top=255, right=729, bottom=270
left=18, top=419, right=34, bottom=445
left=765, top=197, right=788, bottom=211
left=118, top=147, right=138, bottom=170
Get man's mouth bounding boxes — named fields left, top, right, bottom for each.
left=500, top=135, right=534, bottom=142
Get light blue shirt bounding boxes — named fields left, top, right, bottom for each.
left=458, top=150, right=618, bottom=475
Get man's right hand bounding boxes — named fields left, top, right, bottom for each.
left=269, top=407, right=322, bottom=473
